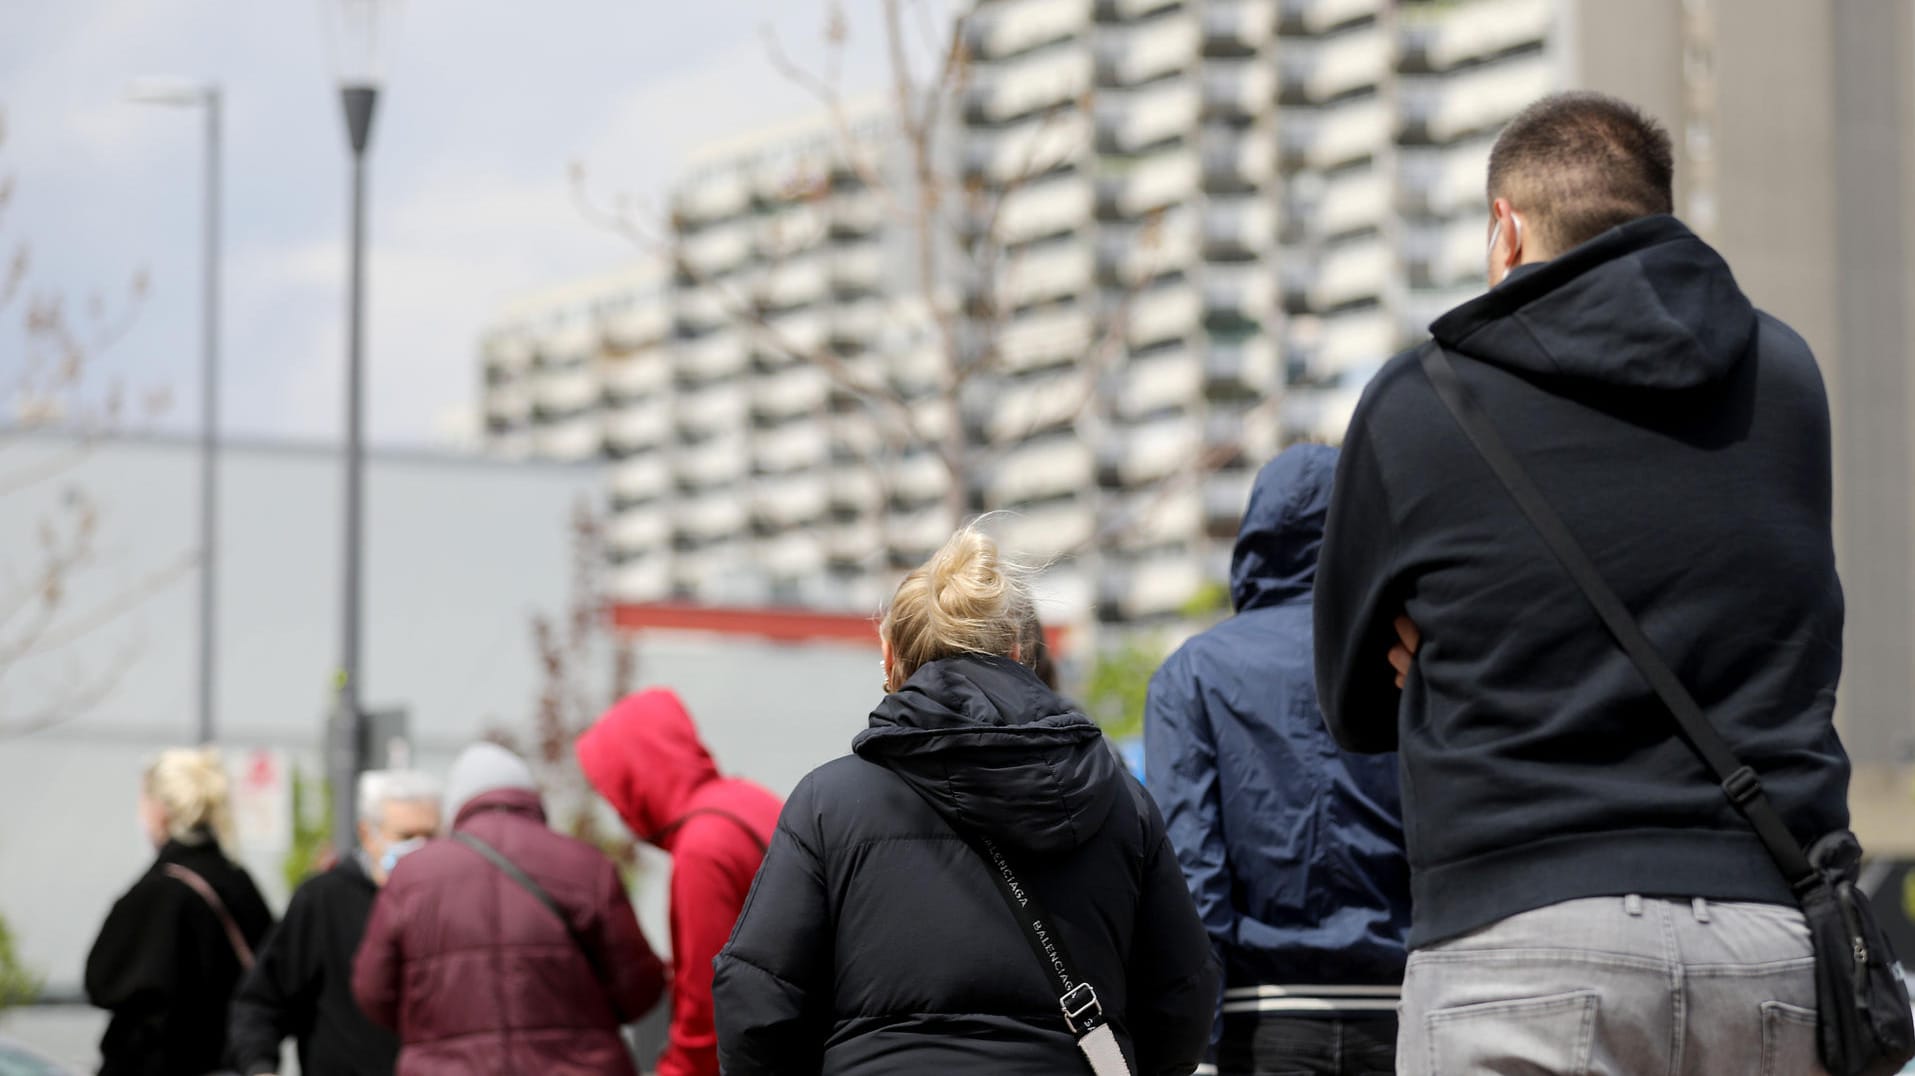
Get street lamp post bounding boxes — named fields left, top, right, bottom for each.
left=128, top=80, right=221, bottom=747
left=332, top=82, right=378, bottom=854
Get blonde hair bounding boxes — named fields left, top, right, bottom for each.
left=881, top=526, right=1038, bottom=687
left=144, top=748, right=235, bottom=850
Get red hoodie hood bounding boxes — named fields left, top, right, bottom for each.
left=577, top=688, right=720, bottom=848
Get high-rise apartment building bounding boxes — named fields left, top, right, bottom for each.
left=480, top=3, right=1915, bottom=802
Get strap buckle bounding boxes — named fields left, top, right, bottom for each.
left=1061, top=982, right=1102, bottom=1033
left=1722, top=765, right=1764, bottom=808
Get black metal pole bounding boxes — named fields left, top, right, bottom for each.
left=196, top=88, right=221, bottom=746
left=333, top=84, right=378, bottom=853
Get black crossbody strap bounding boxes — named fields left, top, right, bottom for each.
left=950, top=827, right=1109, bottom=1036
left=1417, top=344, right=1818, bottom=891
left=452, top=831, right=624, bottom=1018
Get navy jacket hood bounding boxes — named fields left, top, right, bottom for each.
left=1231, top=444, right=1337, bottom=613
left=854, top=654, right=1119, bottom=854
left=1432, top=214, right=1756, bottom=390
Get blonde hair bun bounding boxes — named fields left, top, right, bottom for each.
left=145, top=747, right=236, bottom=850
left=883, top=525, right=1037, bottom=685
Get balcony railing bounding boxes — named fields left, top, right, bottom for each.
left=751, top=364, right=832, bottom=423
left=1100, top=413, right=1202, bottom=486
left=966, top=47, right=1093, bottom=124
left=609, top=508, right=671, bottom=555
left=1278, top=0, right=1382, bottom=36
left=1203, top=0, right=1277, bottom=53
left=679, top=329, right=749, bottom=382
left=965, top=0, right=1091, bottom=61
left=1399, top=0, right=1551, bottom=73
left=992, top=175, right=1095, bottom=246
left=1116, top=346, right=1203, bottom=418
left=674, top=440, right=751, bottom=494
left=1099, top=550, right=1208, bottom=619
left=1278, top=27, right=1388, bottom=104
left=1095, top=79, right=1203, bottom=155
left=1309, top=234, right=1394, bottom=310
left=993, top=500, right=1095, bottom=560
left=1279, top=95, right=1389, bottom=172
left=989, top=436, right=1095, bottom=505
left=1095, top=14, right=1200, bottom=87
left=1098, top=206, right=1199, bottom=284
left=966, top=111, right=1091, bottom=183
left=1203, top=58, right=1277, bottom=121
left=754, top=473, right=830, bottom=528
left=1096, top=147, right=1201, bottom=218
left=1204, top=334, right=1278, bottom=394
left=1398, top=138, right=1496, bottom=217
left=675, top=170, right=751, bottom=226
left=604, top=352, right=672, bottom=399
left=1124, top=281, right=1203, bottom=347
left=606, top=399, right=673, bottom=450
left=679, top=221, right=754, bottom=279
left=1399, top=52, right=1556, bottom=144
left=674, top=382, right=749, bottom=438
left=536, top=363, right=599, bottom=413
left=1311, top=164, right=1390, bottom=238
left=1201, top=127, right=1276, bottom=190
left=1203, top=195, right=1276, bottom=255
left=1203, top=262, right=1275, bottom=315
left=531, top=416, right=603, bottom=462
left=612, top=454, right=673, bottom=501
left=996, top=304, right=1095, bottom=373
left=1001, top=241, right=1097, bottom=307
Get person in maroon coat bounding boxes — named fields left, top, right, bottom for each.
left=352, top=742, right=666, bottom=1075
left=577, top=688, right=781, bottom=1076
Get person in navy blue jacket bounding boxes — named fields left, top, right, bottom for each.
left=1146, top=444, right=1410, bottom=1076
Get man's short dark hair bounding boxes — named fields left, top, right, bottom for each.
left=1487, top=92, right=1675, bottom=255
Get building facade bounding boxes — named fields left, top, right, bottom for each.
left=478, top=1, right=1915, bottom=799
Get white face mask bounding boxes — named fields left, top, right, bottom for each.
left=380, top=836, right=428, bottom=876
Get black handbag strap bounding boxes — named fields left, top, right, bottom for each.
left=452, top=830, right=624, bottom=1018
left=1417, top=344, right=1819, bottom=893
left=951, top=826, right=1112, bottom=1036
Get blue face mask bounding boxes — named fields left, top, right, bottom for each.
left=380, top=836, right=428, bottom=875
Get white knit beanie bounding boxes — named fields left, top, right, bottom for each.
left=443, top=742, right=538, bottom=821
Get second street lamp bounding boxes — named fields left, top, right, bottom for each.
left=126, top=78, right=221, bottom=748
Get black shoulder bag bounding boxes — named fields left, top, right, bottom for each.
left=1419, top=344, right=1914, bottom=1076
left=452, top=831, right=626, bottom=1023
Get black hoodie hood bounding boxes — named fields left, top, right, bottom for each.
left=1231, top=444, right=1337, bottom=613
left=853, top=654, right=1120, bottom=854
left=1431, top=214, right=1756, bottom=390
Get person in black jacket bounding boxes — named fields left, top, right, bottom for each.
left=86, top=748, right=276, bottom=1076
left=1313, top=92, right=1854, bottom=1074
left=228, top=769, right=443, bottom=1076
left=714, top=526, right=1218, bottom=1076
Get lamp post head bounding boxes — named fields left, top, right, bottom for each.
left=341, top=84, right=379, bottom=156
left=323, top=0, right=397, bottom=156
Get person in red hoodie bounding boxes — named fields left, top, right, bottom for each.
left=577, top=688, right=782, bottom=1076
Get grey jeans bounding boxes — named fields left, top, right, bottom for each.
left=1398, top=895, right=1824, bottom=1076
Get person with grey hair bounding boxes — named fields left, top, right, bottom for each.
left=229, top=769, right=442, bottom=1076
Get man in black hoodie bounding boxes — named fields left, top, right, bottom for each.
left=228, top=770, right=442, bottom=1076
left=1314, top=92, right=1853, bottom=1074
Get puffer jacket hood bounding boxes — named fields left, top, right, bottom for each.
left=1231, top=444, right=1337, bottom=613
left=853, top=654, right=1119, bottom=854
left=1432, top=214, right=1756, bottom=390
left=578, top=687, right=721, bottom=847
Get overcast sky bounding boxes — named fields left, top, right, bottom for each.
left=4, top=0, right=901, bottom=448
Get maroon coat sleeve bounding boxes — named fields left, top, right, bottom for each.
left=351, top=879, right=405, bottom=1031
left=591, top=857, right=667, bottom=1024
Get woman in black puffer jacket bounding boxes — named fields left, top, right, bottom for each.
left=714, top=527, right=1218, bottom=1076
